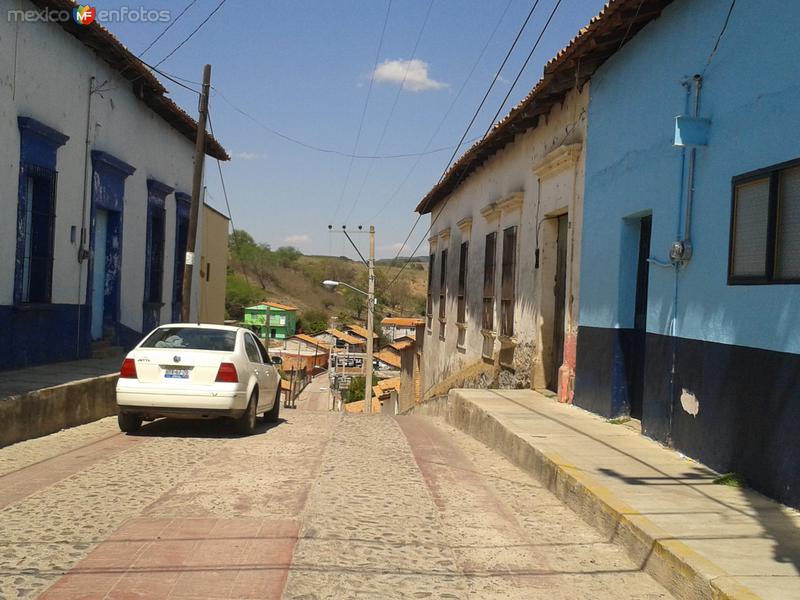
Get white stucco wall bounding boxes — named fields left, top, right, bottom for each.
left=422, top=87, right=587, bottom=396
left=0, top=5, right=203, bottom=335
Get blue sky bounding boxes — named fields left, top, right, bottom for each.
left=100, top=0, right=607, bottom=258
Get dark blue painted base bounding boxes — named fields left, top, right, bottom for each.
left=575, top=326, right=800, bottom=509
left=0, top=304, right=91, bottom=371
left=116, top=321, right=145, bottom=351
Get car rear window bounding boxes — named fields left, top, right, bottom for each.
left=140, top=327, right=237, bottom=351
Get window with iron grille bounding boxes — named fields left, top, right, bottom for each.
left=426, top=253, right=435, bottom=328
left=500, top=226, right=517, bottom=337
left=457, top=241, right=468, bottom=324
left=18, top=164, right=57, bottom=303
left=482, top=232, right=496, bottom=330
left=145, top=204, right=166, bottom=302
left=729, top=159, right=800, bottom=284
left=439, top=248, right=448, bottom=324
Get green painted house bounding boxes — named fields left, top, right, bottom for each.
left=243, top=301, right=298, bottom=340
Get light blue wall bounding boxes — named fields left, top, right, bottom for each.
left=580, top=0, right=800, bottom=354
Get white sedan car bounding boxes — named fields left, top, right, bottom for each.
left=116, top=324, right=282, bottom=435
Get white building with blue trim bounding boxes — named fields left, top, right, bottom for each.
left=0, top=0, right=229, bottom=370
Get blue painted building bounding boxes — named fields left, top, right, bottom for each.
left=576, top=0, right=800, bottom=506
left=0, top=1, right=228, bottom=371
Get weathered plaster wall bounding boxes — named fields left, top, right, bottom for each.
left=422, top=87, right=587, bottom=398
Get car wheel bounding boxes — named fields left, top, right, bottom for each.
left=236, top=390, right=258, bottom=435
left=265, top=387, right=281, bottom=423
left=118, top=412, right=143, bottom=433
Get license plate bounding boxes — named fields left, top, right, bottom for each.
left=164, top=368, right=189, bottom=379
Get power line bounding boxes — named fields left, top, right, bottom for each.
left=480, top=0, right=564, bottom=136
left=366, top=0, right=514, bottom=223
left=207, top=109, right=239, bottom=250
left=329, top=0, right=394, bottom=224
left=703, top=0, right=736, bottom=74
left=343, top=0, right=436, bottom=223
left=154, top=0, right=228, bottom=68
left=213, top=87, right=477, bottom=159
left=381, top=0, right=543, bottom=276
left=381, top=0, right=566, bottom=295
left=139, top=0, right=199, bottom=57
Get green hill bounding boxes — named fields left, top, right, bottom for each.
left=226, top=230, right=427, bottom=332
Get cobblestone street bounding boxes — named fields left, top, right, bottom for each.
left=0, top=377, right=670, bottom=599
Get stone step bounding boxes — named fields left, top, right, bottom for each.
left=90, top=346, right=124, bottom=360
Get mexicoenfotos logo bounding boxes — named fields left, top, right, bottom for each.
left=73, top=5, right=96, bottom=26
left=8, top=6, right=170, bottom=24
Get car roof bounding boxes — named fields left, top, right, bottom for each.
left=156, top=323, right=246, bottom=333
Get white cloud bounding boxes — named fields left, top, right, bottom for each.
left=234, top=151, right=266, bottom=161
left=284, top=234, right=311, bottom=246
left=372, top=59, right=447, bottom=92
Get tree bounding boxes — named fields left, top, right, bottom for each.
left=343, top=375, right=379, bottom=404
left=343, top=287, right=366, bottom=320
left=298, top=308, right=329, bottom=334
left=225, top=272, right=261, bottom=319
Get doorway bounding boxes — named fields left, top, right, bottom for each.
left=549, top=214, right=568, bottom=391
left=91, top=209, right=108, bottom=340
left=629, top=215, right=652, bottom=420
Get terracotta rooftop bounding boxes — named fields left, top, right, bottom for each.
left=326, top=328, right=363, bottom=346
left=390, top=339, right=415, bottom=352
left=381, top=317, right=425, bottom=327
left=290, top=334, right=331, bottom=350
left=416, top=0, right=672, bottom=214
left=261, top=301, right=298, bottom=312
left=375, top=350, right=401, bottom=369
left=347, top=324, right=378, bottom=340
left=32, top=0, right=228, bottom=161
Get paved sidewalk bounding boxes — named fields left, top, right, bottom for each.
left=0, top=356, right=122, bottom=398
left=414, top=389, right=800, bottom=600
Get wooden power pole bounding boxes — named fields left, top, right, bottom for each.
left=363, top=225, right=375, bottom=413
left=181, top=64, right=211, bottom=323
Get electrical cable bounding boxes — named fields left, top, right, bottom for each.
left=330, top=0, right=394, bottom=224
left=213, top=87, right=478, bottom=159
left=343, top=0, right=436, bottom=223
left=380, top=0, right=565, bottom=295
left=207, top=109, right=239, bottom=253
left=703, top=0, right=736, bottom=74
left=480, top=0, right=563, bottom=137
left=366, top=0, right=514, bottom=223
left=154, top=0, right=228, bottom=68
left=379, top=0, right=545, bottom=286
left=139, top=0, right=199, bottom=57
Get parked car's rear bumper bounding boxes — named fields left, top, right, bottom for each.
left=116, top=386, right=249, bottom=419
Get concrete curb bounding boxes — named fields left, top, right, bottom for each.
left=0, top=374, right=119, bottom=448
left=407, top=392, right=761, bottom=600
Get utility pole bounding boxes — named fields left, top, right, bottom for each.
left=181, top=64, right=211, bottom=323
left=364, top=225, right=375, bottom=413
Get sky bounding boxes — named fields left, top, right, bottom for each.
left=99, top=0, right=608, bottom=259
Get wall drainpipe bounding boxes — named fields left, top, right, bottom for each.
left=76, top=75, right=95, bottom=357
left=682, top=74, right=703, bottom=255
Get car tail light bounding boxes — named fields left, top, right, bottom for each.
left=215, top=362, right=238, bottom=383
left=120, top=358, right=138, bottom=379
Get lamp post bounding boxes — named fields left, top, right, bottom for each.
left=323, top=277, right=375, bottom=413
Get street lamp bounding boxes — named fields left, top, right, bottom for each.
left=322, top=278, right=375, bottom=414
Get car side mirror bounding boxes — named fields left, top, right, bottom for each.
left=271, top=356, right=283, bottom=366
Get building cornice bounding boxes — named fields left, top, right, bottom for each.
left=533, top=143, right=582, bottom=180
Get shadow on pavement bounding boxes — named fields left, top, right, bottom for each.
left=128, top=417, right=287, bottom=439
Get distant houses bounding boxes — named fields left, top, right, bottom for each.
left=381, top=317, right=424, bottom=341
left=0, top=0, right=229, bottom=370
left=243, top=301, right=298, bottom=340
